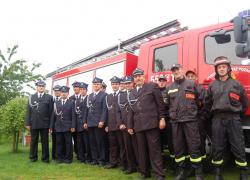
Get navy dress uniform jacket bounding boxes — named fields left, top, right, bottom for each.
left=76, top=96, right=88, bottom=132
left=84, top=91, right=107, bottom=127
left=50, top=100, right=76, bottom=132
left=26, top=93, right=54, bottom=129
left=127, top=82, right=166, bottom=132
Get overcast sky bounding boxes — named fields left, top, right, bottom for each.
left=0, top=0, right=248, bottom=76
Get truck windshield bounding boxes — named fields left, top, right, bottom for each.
left=205, top=31, right=250, bottom=65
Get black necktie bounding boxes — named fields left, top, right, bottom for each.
left=39, top=94, right=42, bottom=99
left=62, top=100, right=65, bottom=106
left=56, top=97, right=59, bottom=101
left=114, top=92, right=116, bottom=97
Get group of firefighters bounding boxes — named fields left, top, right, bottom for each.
left=26, top=56, right=249, bottom=180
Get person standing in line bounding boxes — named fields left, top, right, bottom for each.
left=51, top=85, right=61, bottom=161
left=118, top=76, right=138, bottom=174
left=204, top=56, right=248, bottom=180
left=83, top=77, right=108, bottom=166
left=165, top=64, right=203, bottom=180
left=50, top=86, right=76, bottom=164
left=127, top=68, right=166, bottom=180
left=26, top=80, right=53, bottom=163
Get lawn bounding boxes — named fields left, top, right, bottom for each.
left=0, top=141, right=248, bottom=180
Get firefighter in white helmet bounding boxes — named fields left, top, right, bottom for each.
left=204, top=56, right=249, bottom=180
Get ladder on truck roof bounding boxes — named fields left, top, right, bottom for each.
left=47, top=20, right=187, bottom=78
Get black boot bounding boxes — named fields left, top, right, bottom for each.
left=240, top=170, right=248, bottom=180
left=195, top=167, right=204, bottom=180
left=214, top=167, right=223, bottom=180
left=175, top=167, right=186, bottom=180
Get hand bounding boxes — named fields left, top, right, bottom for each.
left=49, top=128, right=53, bottom=133
left=105, top=127, right=108, bottom=132
left=159, top=118, right=166, bottom=130
left=128, top=129, right=134, bottom=135
left=70, top=128, right=75, bottom=132
left=26, top=126, right=31, bottom=131
left=83, top=123, right=88, bottom=129
left=119, top=124, right=126, bottom=130
left=98, top=122, right=104, bottom=128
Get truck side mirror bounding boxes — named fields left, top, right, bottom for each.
left=209, top=29, right=231, bottom=44
left=235, top=40, right=250, bottom=58
left=233, top=16, right=249, bottom=43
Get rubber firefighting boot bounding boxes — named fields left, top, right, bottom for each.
left=175, top=167, right=186, bottom=180
left=214, top=167, right=223, bottom=180
left=240, top=170, right=248, bottom=180
left=195, top=167, right=204, bottom=180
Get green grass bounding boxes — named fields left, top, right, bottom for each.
left=0, top=141, right=248, bottom=180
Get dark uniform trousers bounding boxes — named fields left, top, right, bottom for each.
left=171, top=121, right=201, bottom=168
left=77, top=131, right=92, bottom=162
left=136, top=128, right=164, bottom=177
left=30, top=129, right=49, bottom=161
left=51, top=131, right=56, bottom=160
left=52, top=98, right=61, bottom=160
left=198, top=118, right=208, bottom=158
left=167, top=123, right=174, bottom=157
left=69, top=95, right=81, bottom=157
left=56, top=132, right=73, bottom=162
left=212, top=113, right=247, bottom=169
left=72, top=132, right=78, bottom=157
left=123, top=131, right=138, bottom=170
left=118, top=91, right=138, bottom=170
left=108, top=130, right=126, bottom=167
left=88, top=127, right=106, bottom=163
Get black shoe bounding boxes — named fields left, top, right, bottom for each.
left=99, top=161, right=106, bottom=167
left=195, top=167, right=204, bottom=180
left=120, top=166, right=127, bottom=172
left=139, top=173, right=151, bottom=179
left=123, top=168, right=136, bottom=174
left=155, top=176, right=165, bottom=180
left=90, top=161, right=98, bottom=166
left=240, top=170, right=248, bottom=180
left=214, top=175, right=223, bottom=180
left=86, top=160, right=92, bottom=164
left=30, top=158, right=37, bottom=162
left=186, top=168, right=195, bottom=177
left=175, top=168, right=186, bottom=180
left=56, top=160, right=63, bottom=164
left=63, top=160, right=72, bottom=164
left=214, top=167, right=223, bottom=180
left=104, top=163, right=117, bottom=169
left=42, top=159, right=50, bottom=163
left=80, top=160, right=86, bottom=163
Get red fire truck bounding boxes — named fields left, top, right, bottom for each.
left=47, top=13, right=250, bottom=151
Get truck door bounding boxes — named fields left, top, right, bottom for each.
left=147, top=38, right=183, bottom=83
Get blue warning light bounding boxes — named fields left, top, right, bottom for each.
left=238, top=9, right=250, bottom=18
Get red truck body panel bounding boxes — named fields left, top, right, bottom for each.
left=51, top=21, right=250, bottom=115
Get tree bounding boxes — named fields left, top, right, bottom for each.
left=0, top=97, right=27, bottom=152
left=0, top=45, right=44, bottom=106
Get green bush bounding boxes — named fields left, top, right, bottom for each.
left=0, top=97, right=27, bottom=152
